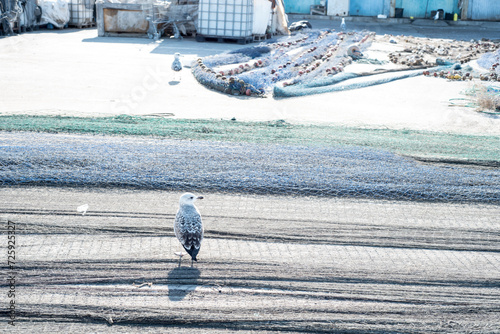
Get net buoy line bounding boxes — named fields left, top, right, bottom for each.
left=191, top=29, right=459, bottom=98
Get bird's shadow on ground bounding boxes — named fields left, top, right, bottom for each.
left=167, top=266, right=201, bottom=301
left=169, top=80, right=180, bottom=85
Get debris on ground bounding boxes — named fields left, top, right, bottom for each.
left=451, top=84, right=500, bottom=114
left=289, top=20, right=312, bottom=32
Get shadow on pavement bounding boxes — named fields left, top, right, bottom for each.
left=167, top=266, right=201, bottom=301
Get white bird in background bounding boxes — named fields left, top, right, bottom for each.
left=174, top=193, right=204, bottom=267
left=340, top=18, right=346, bottom=31
left=171, top=52, right=182, bottom=81
left=433, top=11, right=440, bottom=21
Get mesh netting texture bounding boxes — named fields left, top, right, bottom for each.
left=192, top=29, right=375, bottom=97
left=1, top=115, right=498, bottom=163
left=477, top=49, right=500, bottom=75
left=1, top=130, right=499, bottom=203
left=192, top=29, right=500, bottom=98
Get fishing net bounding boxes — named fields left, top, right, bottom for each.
left=192, top=29, right=375, bottom=97
left=192, top=30, right=500, bottom=98
left=273, top=68, right=423, bottom=97
left=477, top=49, right=500, bottom=76
left=0, top=116, right=499, bottom=203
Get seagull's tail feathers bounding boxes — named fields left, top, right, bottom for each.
left=185, top=246, right=200, bottom=261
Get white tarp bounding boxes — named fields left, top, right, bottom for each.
left=253, top=0, right=271, bottom=35
left=273, top=0, right=289, bottom=35
left=253, top=0, right=289, bottom=35
left=39, top=0, right=70, bottom=28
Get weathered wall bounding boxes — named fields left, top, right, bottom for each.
left=395, top=0, right=459, bottom=19
left=328, top=0, right=349, bottom=16
left=350, top=0, right=390, bottom=16
left=284, top=0, right=321, bottom=14
left=468, top=0, right=500, bottom=20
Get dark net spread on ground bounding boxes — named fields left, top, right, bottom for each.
left=1, top=131, right=499, bottom=203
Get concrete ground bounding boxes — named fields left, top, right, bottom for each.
left=289, top=14, right=500, bottom=41
left=1, top=19, right=499, bottom=135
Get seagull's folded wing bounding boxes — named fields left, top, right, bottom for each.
left=175, top=213, right=203, bottom=250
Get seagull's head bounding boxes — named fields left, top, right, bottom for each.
left=174, top=52, right=181, bottom=59
left=179, top=192, right=203, bottom=206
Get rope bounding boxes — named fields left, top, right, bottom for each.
left=273, top=66, right=450, bottom=98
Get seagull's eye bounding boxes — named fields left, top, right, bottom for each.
left=190, top=197, right=194, bottom=199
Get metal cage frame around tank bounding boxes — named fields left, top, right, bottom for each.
left=68, top=0, right=95, bottom=28
left=197, top=0, right=253, bottom=39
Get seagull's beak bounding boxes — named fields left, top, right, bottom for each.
left=197, top=196, right=204, bottom=200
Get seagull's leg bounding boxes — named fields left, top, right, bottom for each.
left=191, top=258, right=194, bottom=267
left=175, top=251, right=185, bottom=267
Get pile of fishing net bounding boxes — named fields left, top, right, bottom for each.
left=477, top=49, right=500, bottom=81
left=192, top=30, right=500, bottom=97
left=384, top=36, right=499, bottom=67
left=387, top=35, right=500, bottom=82
left=191, top=29, right=375, bottom=97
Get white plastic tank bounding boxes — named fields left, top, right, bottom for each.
left=198, top=0, right=253, bottom=38
left=69, top=0, right=94, bottom=27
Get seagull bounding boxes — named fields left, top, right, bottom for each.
left=174, top=193, right=204, bottom=267
left=171, top=52, right=182, bottom=81
left=340, top=18, right=346, bottom=32
left=433, top=11, right=440, bottom=21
